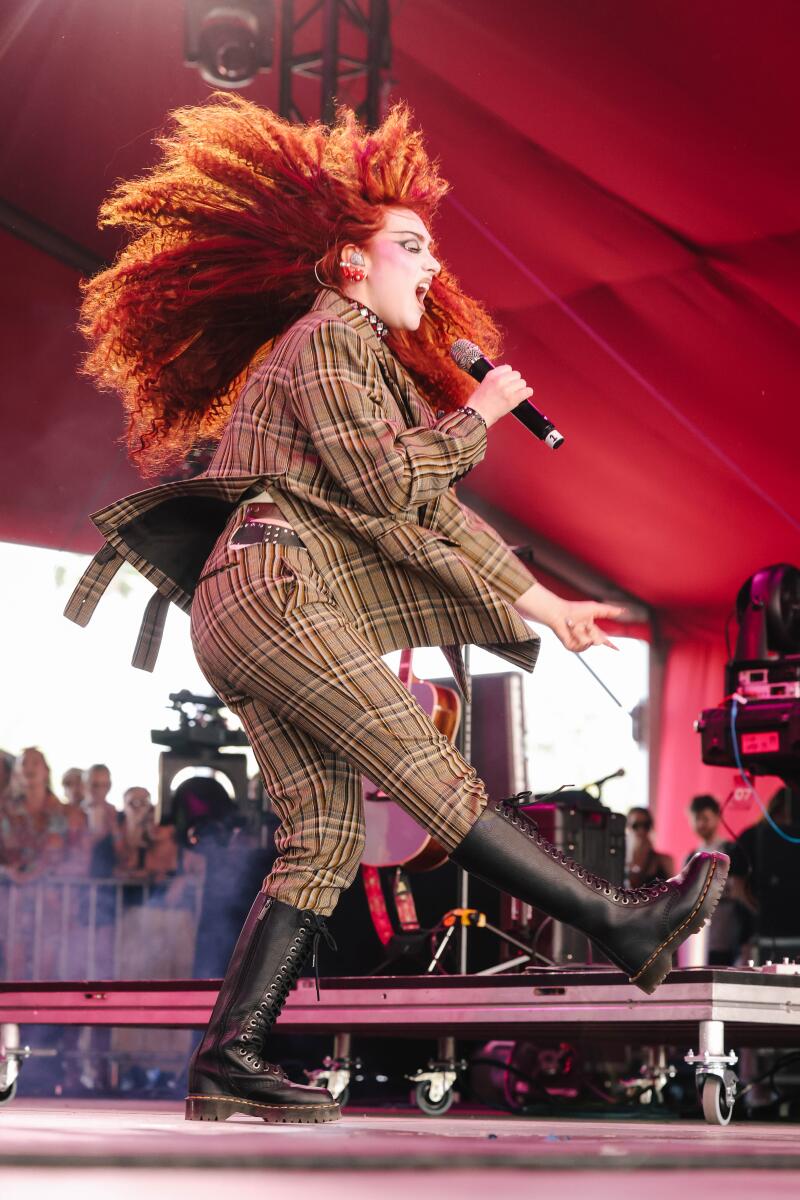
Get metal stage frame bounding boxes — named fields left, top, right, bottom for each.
left=2, top=965, right=799, bottom=1124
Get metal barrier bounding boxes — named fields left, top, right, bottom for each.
left=0, top=876, right=204, bottom=982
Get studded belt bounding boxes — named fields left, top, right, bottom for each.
left=229, top=522, right=305, bottom=548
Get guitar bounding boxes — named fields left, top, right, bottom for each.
left=361, top=649, right=461, bottom=872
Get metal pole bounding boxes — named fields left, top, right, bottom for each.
left=278, top=0, right=295, bottom=120
left=458, top=644, right=472, bottom=975
left=320, top=0, right=340, bottom=124
left=365, top=0, right=389, bottom=127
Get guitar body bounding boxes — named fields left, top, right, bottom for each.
left=362, top=651, right=461, bottom=872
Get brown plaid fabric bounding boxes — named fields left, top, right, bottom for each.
left=190, top=537, right=488, bottom=914
left=65, top=289, right=539, bottom=695
left=197, top=288, right=540, bottom=696
left=65, top=287, right=541, bottom=910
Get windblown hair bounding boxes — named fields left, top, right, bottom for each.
left=79, top=93, right=502, bottom=477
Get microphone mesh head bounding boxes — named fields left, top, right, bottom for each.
left=450, top=339, right=483, bottom=372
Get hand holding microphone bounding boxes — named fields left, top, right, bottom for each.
left=450, top=339, right=565, bottom=449
left=468, top=364, right=534, bottom=428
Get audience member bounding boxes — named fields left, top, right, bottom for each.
left=61, top=767, right=86, bottom=808
left=59, top=766, right=90, bottom=871
left=82, top=764, right=119, bottom=841
left=625, top=806, right=675, bottom=888
left=687, top=793, right=729, bottom=853
left=114, top=787, right=157, bottom=874
left=684, top=794, right=742, bottom=965
left=0, top=748, right=66, bottom=979
left=0, top=750, right=14, bottom=806
left=0, top=747, right=66, bottom=879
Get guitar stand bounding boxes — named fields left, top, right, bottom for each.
left=427, top=908, right=552, bottom=976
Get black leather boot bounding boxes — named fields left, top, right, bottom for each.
left=451, top=798, right=729, bottom=994
left=185, top=893, right=340, bottom=1123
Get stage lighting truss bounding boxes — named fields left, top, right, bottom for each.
left=278, top=0, right=392, bottom=127
left=185, top=0, right=392, bottom=128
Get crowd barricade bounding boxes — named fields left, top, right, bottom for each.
left=0, top=872, right=207, bottom=1086
left=0, top=874, right=204, bottom=982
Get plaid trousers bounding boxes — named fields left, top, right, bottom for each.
left=190, top=530, right=488, bottom=916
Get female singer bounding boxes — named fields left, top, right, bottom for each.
left=74, top=94, right=728, bottom=1123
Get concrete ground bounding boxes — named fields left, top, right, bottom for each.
left=1, top=1100, right=800, bottom=1198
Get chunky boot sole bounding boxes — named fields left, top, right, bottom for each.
left=625, top=854, right=729, bottom=994
left=185, top=1093, right=341, bottom=1124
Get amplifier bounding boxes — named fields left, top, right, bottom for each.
left=504, top=790, right=625, bottom=966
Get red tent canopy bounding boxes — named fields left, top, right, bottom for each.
left=2, top=0, right=798, bottom=856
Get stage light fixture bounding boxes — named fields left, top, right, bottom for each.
left=185, top=0, right=275, bottom=89
left=734, top=563, right=800, bottom=661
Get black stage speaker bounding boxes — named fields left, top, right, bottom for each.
left=512, top=791, right=626, bottom=965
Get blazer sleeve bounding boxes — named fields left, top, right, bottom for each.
left=436, top=490, right=536, bottom=605
left=288, top=319, right=488, bottom=516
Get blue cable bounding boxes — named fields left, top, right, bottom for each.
left=729, top=697, right=800, bottom=844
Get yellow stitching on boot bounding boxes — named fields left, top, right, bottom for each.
left=629, top=859, right=719, bottom=984
left=186, top=1094, right=338, bottom=1110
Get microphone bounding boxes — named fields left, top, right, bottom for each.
left=591, top=768, right=626, bottom=789
left=450, top=339, right=565, bottom=450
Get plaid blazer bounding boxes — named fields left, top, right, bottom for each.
left=65, top=288, right=539, bottom=696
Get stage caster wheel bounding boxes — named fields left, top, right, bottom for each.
left=414, top=1080, right=454, bottom=1116
left=701, top=1076, right=734, bottom=1125
left=0, top=1080, right=17, bottom=1106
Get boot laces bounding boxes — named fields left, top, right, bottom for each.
left=238, top=913, right=339, bottom=1069
left=309, top=913, right=338, bottom=1001
left=498, top=796, right=670, bottom=904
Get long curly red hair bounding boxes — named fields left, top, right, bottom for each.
left=79, top=93, right=502, bottom=477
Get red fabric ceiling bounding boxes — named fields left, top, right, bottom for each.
left=1, top=1, right=798, bottom=838
left=2, top=0, right=798, bottom=615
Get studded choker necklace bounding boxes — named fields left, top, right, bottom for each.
left=348, top=298, right=389, bottom=340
